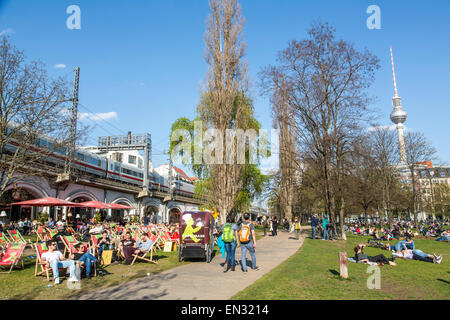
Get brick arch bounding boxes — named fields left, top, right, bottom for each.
left=65, top=190, right=98, bottom=202
left=4, top=181, right=48, bottom=199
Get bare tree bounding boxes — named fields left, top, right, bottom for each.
left=271, top=78, right=299, bottom=221
left=261, top=22, right=379, bottom=234
left=0, top=37, right=74, bottom=200
left=403, top=131, right=437, bottom=228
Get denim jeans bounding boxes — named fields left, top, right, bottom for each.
left=78, top=253, right=97, bottom=276
left=295, top=229, right=300, bottom=240
left=312, top=226, right=316, bottom=239
left=224, top=241, right=236, bottom=267
left=323, top=228, right=329, bottom=240
left=412, top=249, right=433, bottom=263
left=50, top=259, right=76, bottom=279
left=394, top=241, right=407, bottom=252
left=241, top=241, right=256, bottom=271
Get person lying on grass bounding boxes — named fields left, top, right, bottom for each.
left=393, top=249, right=443, bottom=264
left=436, top=229, right=450, bottom=242
left=354, top=244, right=397, bottom=266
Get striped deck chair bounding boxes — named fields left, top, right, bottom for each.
left=89, top=234, right=103, bottom=256
left=35, top=226, right=46, bottom=242
left=7, top=230, right=31, bottom=247
left=131, top=236, right=159, bottom=265
left=0, top=231, right=11, bottom=248
left=66, top=227, right=76, bottom=235
left=34, top=243, right=65, bottom=281
left=60, top=235, right=79, bottom=256
left=0, top=242, right=25, bottom=273
left=47, top=228, right=58, bottom=239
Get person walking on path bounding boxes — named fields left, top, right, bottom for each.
left=311, top=214, right=319, bottom=239
left=263, top=216, right=268, bottom=237
left=271, top=216, right=278, bottom=237
left=238, top=213, right=258, bottom=273
left=322, top=216, right=329, bottom=240
left=222, top=216, right=238, bottom=272
left=294, top=217, right=302, bottom=240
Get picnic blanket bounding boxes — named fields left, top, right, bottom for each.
left=347, top=257, right=378, bottom=266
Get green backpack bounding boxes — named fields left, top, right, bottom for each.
left=222, top=223, right=234, bottom=243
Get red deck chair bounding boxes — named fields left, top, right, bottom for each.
left=60, top=235, right=80, bottom=256
left=131, top=235, right=159, bottom=265
left=0, top=243, right=25, bottom=273
left=7, top=229, right=31, bottom=247
left=34, top=243, right=68, bottom=281
left=0, top=232, right=11, bottom=248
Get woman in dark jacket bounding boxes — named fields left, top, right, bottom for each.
left=354, top=244, right=397, bottom=266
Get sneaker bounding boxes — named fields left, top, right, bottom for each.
left=243, top=269, right=248, bottom=273
left=253, top=267, right=260, bottom=271
left=223, top=262, right=228, bottom=272
left=68, top=276, right=79, bottom=282
left=54, top=278, right=60, bottom=285
left=436, top=257, right=443, bottom=264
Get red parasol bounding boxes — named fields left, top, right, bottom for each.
left=77, top=200, right=114, bottom=209
left=108, top=203, right=135, bottom=210
left=8, top=197, right=85, bottom=207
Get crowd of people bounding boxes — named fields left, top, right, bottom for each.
left=3, top=214, right=179, bottom=285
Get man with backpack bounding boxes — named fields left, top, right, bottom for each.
left=237, top=213, right=258, bottom=273
left=222, top=216, right=238, bottom=272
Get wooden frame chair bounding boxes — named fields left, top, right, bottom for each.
left=130, top=236, right=159, bottom=265
left=0, top=243, right=25, bottom=273
left=0, top=231, right=11, bottom=248
left=60, top=235, right=80, bottom=256
left=7, top=230, right=32, bottom=247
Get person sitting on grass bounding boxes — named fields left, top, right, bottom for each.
left=436, top=229, right=450, bottom=242
left=393, top=236, right=415, bottom=252
left=354, top=244, right=397, bottom=266
left=72, top=243, right=97, bottom=279
left=393, top=249, right=442, bottom=264
left=41, top=240, right=78, bottom=285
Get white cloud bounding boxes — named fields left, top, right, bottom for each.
left=54, top=64, right=66, bottom=69
left=367, top=124, right=397, bottom=132
left=79, top=112, right=118, bottom=122
left=0, top=28, right=15, bottom=36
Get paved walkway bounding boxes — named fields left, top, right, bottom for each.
left=77, top=228, right=308, bottom=300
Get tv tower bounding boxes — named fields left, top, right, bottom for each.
left=389, top=46, right=407, bottom=164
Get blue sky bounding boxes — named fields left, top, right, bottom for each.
left=1, top=0, right=449, bottom=173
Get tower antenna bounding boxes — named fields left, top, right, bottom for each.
left=390, top=46, right=398, bottom=97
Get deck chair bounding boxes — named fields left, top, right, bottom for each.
left=89, top=234, right=103, bottom=256
left=35, top=226, right=46, bottom=242
left=66, top=227, right=76, bottom=235
left=131, top=236, right=159, bottom=265
left=60, top=235, right=80, bottom=256
left=0, top=243, right=25, bottom=273
left=7, top=230, right=31, bottom=247
left=0, top=231, right=11, bottom=248
left=34, top=243, right=70, bottom=281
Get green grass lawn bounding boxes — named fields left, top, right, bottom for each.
left=0, top=239, right=190, bottom=300
left=0, top=228, right=265, bottom=300
left=232, top=232, right=450, bottom=300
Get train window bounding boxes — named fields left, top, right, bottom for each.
left=128, top=155, right=136, bottom=165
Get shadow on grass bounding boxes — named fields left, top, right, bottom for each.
left=328, top=269, right=340, bottom=276
left=437, top=279, right=449, bottom=285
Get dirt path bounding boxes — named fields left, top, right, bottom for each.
left=77, top=228, right=308, bottom=300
